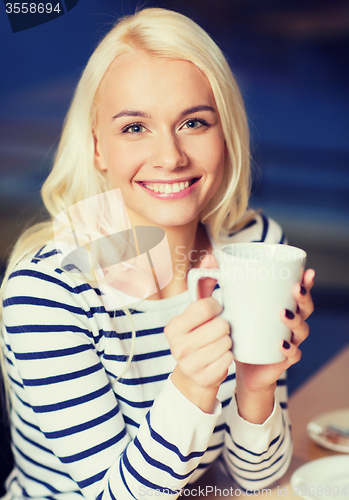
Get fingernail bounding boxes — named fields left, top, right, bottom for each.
left=285, top=309, right=295, bottom=320
left=283, top=340, right=291, bottom=349
left=300, top=285, right=307, bottom=296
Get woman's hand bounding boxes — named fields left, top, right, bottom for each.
left=235, top=268, right=316, bottom=424
left=164, top=255, right=233, bottom=414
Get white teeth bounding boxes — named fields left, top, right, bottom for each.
left=143, top=180, right=192, bottom=194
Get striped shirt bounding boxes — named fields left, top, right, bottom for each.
left=1, top=213, right=291, bottom=500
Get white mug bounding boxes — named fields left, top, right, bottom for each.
left=187, top=243, right=307, bottom=364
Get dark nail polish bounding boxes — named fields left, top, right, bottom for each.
left=300, top=285, right=307, bottom=296
left=285, top=309, right=295, bottom=320
left=283, top=340, right=291, bottom=349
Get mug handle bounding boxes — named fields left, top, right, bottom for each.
left=187, top=267, right=221, bottom=302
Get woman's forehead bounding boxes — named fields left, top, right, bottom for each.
left=97, top=52, right=215, bottom=112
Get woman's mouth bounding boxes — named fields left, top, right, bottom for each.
left=137, top=178, right=200, bottom=199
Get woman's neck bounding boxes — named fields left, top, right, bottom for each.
left=125, top=209, right=212, bottom=300
left=153, top=220, right=212, bottom=300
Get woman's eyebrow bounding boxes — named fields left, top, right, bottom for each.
left=179, top=105, right=216, bottom=117
left=112, top=110, right=150, bottom=120
left=112, top=105, right=216, bottom=121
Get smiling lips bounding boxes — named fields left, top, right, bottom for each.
left=138, top=178, right=199, bottom=197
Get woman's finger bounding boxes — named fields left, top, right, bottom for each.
left=281, top=309, right=309, bottom=347
left=293, top=281, right=314, bottom=320
left=303, top=268, right=316, bottom=290
left=165, top=296, right=222, bottom=337
left=197, top=253, right=219, bottom=299
left=170, top=316, right=230, bottom=360
left=280, top=339, right=302, bottom=366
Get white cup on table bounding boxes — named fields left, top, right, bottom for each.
left=187, top=243, right=307, bottom=365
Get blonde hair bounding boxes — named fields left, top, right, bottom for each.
left=0, top=7, right=252, bottom=394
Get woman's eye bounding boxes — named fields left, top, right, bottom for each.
left=122, top=123, right=146, bottom=134
left=182, top=119, right=208, bottom=130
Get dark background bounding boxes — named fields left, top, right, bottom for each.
left=0, top=0, right=348, bottom=494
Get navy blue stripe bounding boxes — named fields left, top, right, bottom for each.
left=111, top=326, right=164, bottom=341
left=110, top=308, right=143, bottom=318
left=32, top=383, right=111, bottom=413
left=252, top=214, right=269, bottom=243
left=4, top=354, right=14, bottom=366
left=8, top=373, right=24, bottom=389
left=22, top=362, right=102, bottom=386
left=8, top=269, right=95, bottom=295
left=279, top=232, right=286, bottom=244
left=22, top=486, right=30, bottom=497
left=60, top=427, right=127, bottom=464
left=222, top=397, right=232, bottom=408
left=133, top=349, right=171, bottom=361
left=223, top=373, right=236, bottom=383
left=134, top=436, right=195, bottom=480
left=4, top=342, right=13, bottom=352
left=103, top=349, right=171, bottom=362
left=227, top=452, right=284, bottom=474
left=8, top=324, right=91, bottom=336
left=213, top=423, right=226, bottom=433
left=34, top=248, right=61, bottom=260
left=45, top=406, right=120, bottom=439
left=15, top=427, right=53, bottom=455
left=231, top=433, right=281, bottom=457
left=227, top=448, right=291, bottom=484
left=280, top=402, right=288, bottom=409
left=123, top=415, right=140, bottom=428
left=3, top=296, right=85, bottom=314
left=3, top=296, right=107, bottom=318
left=276, top=379, right=287, bottom=386
left=13, top=392, right=32, bottom=408
left=15, top=410, right=41, bottom=432
left=206, top=442, right=224, bottom=452
left=96, top=492, right=103, bottom=500
left=78, top=468, right=108, bottom=489
left=196, top=462, right=212, bottom=469
left=13, top=442, right=71, bottom=478
left=117, top=373, right=170, bottom=386
left=227, top=422, right=286, bottom=465
left=260, top=214, right=269, bottom=242
left=122, top=447, right=179, bottom=495
left=15, top=463, right=61, bottom=493
left=229, top=218, right=257, bottom=237
left=14, top=343, right=94, bottom=360
left=146, top=411, right=204, bottom=462
left=226, top=422, right=281, bottom=457
left=118, top=459, right=137, bottom=500
left=117, top=393, right=154, bottom=409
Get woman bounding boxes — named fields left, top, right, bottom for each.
left=0, top=8, right=315, bottom=499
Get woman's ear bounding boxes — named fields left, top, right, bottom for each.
left=93, top=129, right=108, bottom=172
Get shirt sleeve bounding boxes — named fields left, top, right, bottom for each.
left=223, top=213, right=287, bottom=246
left=220, top=373, right=292, bottom=491
left=2, top=259, right=221, bottom=500
left=216, top=214, right=292, bottom=489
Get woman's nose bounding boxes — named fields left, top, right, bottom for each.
left=149, top=132, right=188, bottom=171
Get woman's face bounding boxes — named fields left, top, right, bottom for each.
left=93, top=52, right=226, bottom=229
